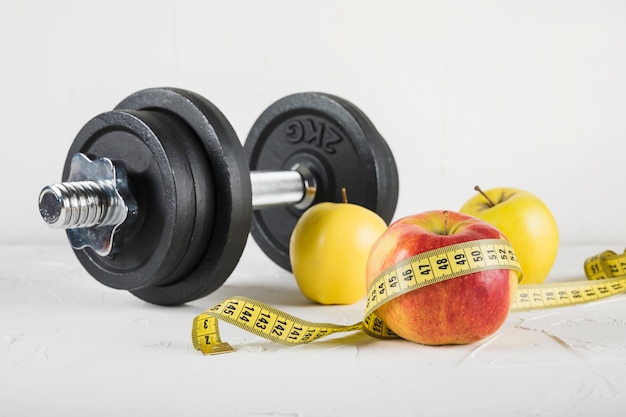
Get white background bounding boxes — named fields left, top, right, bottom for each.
left=3, top=3, right=626, bottom=416
left=2, top=0, right=625, bottom=246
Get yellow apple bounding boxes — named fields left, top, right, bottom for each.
left=289, top=198, right=388, bottom=305
left=460, top=186, right=558, bottom=285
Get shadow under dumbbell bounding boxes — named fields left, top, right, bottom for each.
left=207, top=282, right=311, bottom=308
left=197, top=240, right=311, bottom=307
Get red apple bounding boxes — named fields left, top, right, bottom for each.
left=365, top=210, right=518, bottom=345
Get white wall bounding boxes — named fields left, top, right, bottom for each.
left=2, top=0, right=625, bottom=245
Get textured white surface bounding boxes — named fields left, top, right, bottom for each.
left=2, top=242, right=626, bottom=416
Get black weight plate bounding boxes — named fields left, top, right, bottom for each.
left=244, top=92, right=399, bottom=271
left=64, top=110, right=200, bottom=291
left=117, top=88, right=252, bottom=306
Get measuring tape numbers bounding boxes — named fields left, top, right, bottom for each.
left=192, top=242, right=626, bottom=355
left=193, top=239, right=520, bottom=354
left=192, top=297, right=364, bottom=354
left=510, top=249, right=626, bottom=311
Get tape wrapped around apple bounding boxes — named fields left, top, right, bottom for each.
left=365, top=210, right=519, bottom=345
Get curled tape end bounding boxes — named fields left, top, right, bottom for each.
left=200, top=342, right=235, bottom=356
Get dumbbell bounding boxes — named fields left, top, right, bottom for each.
left=38, top=88, right=399, bottom=306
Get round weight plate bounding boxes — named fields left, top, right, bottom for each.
left=116, top=88, right=252, bottom=306
left=64, top=109, right=202, bottom=291
left=244, top=92, right=399, bottom=271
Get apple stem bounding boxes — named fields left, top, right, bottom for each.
left=474, top=185, right=495, bottom=207
left=443, top=210, right=449, bottom=235
left=341, top=187, right=348, bottom=204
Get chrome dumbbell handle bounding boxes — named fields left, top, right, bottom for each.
left=249, top=164, right=316, bottom=210
left=39, top=153, right=317, bottom=255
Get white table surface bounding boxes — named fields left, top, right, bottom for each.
left=2, top=241, right=626, bottom=416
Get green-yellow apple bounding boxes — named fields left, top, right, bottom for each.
left=289, top=195, right=388, bottom=305
left=365, top=210, right=518, bottom=345
left=460, top=186, right=558, bottom=285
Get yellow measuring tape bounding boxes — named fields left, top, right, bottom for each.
left=511, top=249, right=626, bottom=311
left=192, top=241, right=626, bottom=355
